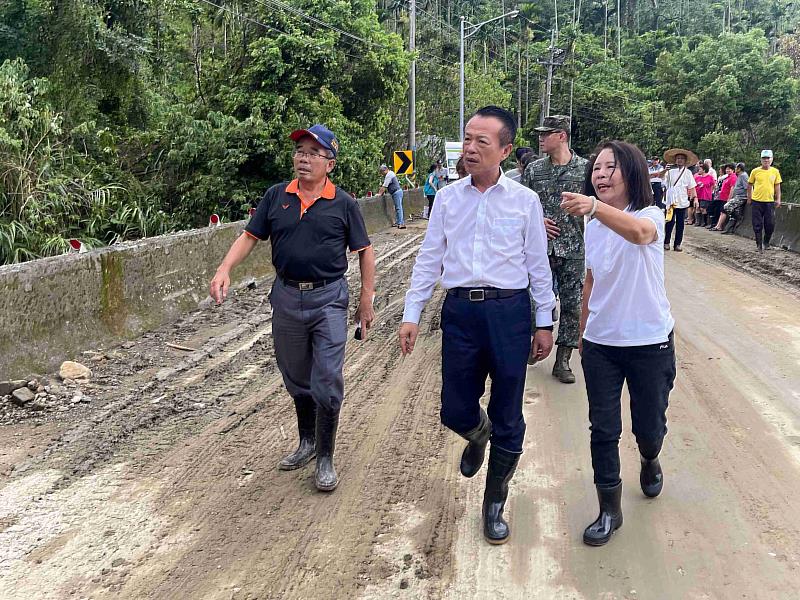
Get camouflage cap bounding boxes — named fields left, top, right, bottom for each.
left=534, top=115, right=571, bottom=133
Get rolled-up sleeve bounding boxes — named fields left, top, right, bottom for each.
left=524, top=193, right=556, bottom=327
left=402, top=196, right=446, bottom=324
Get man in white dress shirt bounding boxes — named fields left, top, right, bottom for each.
left=398, top=106, right=556, bottom=545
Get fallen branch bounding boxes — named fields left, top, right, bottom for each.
left=165, top=342, right=199, bottom=352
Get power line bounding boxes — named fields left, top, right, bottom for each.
left=193, top=0, right=364, bottom=62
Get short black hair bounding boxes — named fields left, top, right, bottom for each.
left=519, top=151, right=536, bottom=169
left=471, top=105, right=517, bottom=146
left=583, top=140, right=653, bottom=212
left=515, top=146, right=532, bottom=161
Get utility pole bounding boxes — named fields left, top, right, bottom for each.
left=541, top=29, right=556, bottom=124
left=409, top=0, right=416, bottom=152
left=517, top=39, right=522, bottom=128
left=525, top=43, right=530, bottom=125
left=502, top=0, right=508, bottom=71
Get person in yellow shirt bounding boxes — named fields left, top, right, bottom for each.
left=747, top=150, right=782, bottom=252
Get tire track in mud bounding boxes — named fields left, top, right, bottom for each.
left=0, top=224, right=469, bottom=600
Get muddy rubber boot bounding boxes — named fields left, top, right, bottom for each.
left=278, top=397, right=317, bottom=470
left=482, top=445, right=520, bottom=545
left=314, top=408, right=339, bottom=492
left=583, top=482, right=623, bottom=546
left=640, top=455, right=664, bottom=498
left=552, top=346, right=576, bottom=384
left=459, top=408, right=492, bottom=478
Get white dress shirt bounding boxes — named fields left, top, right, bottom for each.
left=402, top=171, right=556, bottom=326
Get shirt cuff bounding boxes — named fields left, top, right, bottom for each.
left=534, top=309, right=554, bottom=328
left=402, top=304, right=423, bottom=325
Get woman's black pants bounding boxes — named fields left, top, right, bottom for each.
left=581, top=333, right=676, bottom=487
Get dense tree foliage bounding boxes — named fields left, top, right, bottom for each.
left=1, top=0, right=799, bottom=263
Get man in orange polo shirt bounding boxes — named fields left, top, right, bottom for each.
left=210, top=124, right=375, bottom=492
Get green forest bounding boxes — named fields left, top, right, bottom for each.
left=1, top=0, right=799, bottom=263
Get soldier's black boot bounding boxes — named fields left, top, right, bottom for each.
left=279, top=397, right=317, bottom=470
left=483, top=445, right=520, bottom=545
left=552, top=345, right=576, bottom=384
left=459, top=408, right=492, bottom=478
left=583, top=482, right=623, bottom=546
left=315, top=408, right=339, bottom=492
left=640, top=455, right=664, bottom=498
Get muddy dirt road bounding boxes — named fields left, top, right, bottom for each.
left=1, top=223, right=799, bottom=600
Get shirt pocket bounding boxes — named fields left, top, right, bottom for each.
left=490, top=217, right=524, bottom=252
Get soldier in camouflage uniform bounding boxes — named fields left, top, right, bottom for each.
left=522, top=115, right=588, bottom=384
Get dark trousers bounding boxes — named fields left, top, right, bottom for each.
left=581, top=333, right=676, bottom=487
left=270, top=277, right=349, bottom=413
left=664, top=207, right=687, bottom=248
left=426, top=194, right=435, bottom=214
left=441, top=291, right=531, bottom=453
left=751, top=201, right=776, bottom=246
left=651, top=183, right=664, bottom=210
left=709, top=199, right=725, bottom=225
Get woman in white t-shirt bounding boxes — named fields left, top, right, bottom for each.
left=561, top=140, right=677, bottom=547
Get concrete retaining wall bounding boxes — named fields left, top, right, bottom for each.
left=0, top=189, right=425, bottom=379
left=736, top=202, right=800, bottom=251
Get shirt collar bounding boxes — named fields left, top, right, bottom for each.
left=286, top=178, right=336, bottom=199
left=544, top=150, right=579, bottom=168
left=464, top=168, right=509, bottom=192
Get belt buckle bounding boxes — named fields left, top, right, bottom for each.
left=298, top=282, right=314, bottom=291
left=468, top=289, right=485, bottom=302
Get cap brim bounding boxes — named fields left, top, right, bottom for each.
left=533, top=127, right=560, bottom=133
left=290, top=129, right=317, bottom=142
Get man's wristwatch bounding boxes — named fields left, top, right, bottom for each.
left=536, top=325, right=554, bottom=331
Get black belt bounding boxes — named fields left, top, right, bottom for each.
left=447, top=287, right=526, bottom=302
left=281, top=275, right=342, bottom=291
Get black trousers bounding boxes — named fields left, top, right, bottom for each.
left=440, top=291, right=531, bottom=453
left=426, top=194, right=435, bottom=214
left=664, top=207, right=687, bottom=248
left=581, top=333, right=676, bottom=487
left=751, top=201, right=776, bottom=246
left=651, top=183, right=664, bottom=210
left=709, top=199, right=725, bottom=225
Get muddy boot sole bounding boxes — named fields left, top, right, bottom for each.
left=278, top=452, right=316, bottom=471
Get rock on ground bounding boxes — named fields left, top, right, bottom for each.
left=59, top=361, right=92, bottom=381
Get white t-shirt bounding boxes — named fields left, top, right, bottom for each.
left=664, top=168, right=696, bottom=209
left=584, top=206, right=675, bottom=347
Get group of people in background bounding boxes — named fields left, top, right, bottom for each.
left=649, top=149, right=782, bottom=253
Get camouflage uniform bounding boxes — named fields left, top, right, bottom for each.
left=522, top=150, right=588, bottom=349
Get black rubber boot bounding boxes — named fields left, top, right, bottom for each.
left=583, top=482, right=623, bottom=546
left=640, top=455, right=663, bottom=498
left=552, top=345, right=576, bottom=384
left=314, top=408, right=339, bottom=492
left=278, top=397, right=316, bottom=470
left=459, top=408, right=492, bottom=478
left=483, top=445, right=520, bottom=545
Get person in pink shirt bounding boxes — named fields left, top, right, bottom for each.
left=693, top=164, right=715, bottom=227
left=710, top=164, right=735, bottom=230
